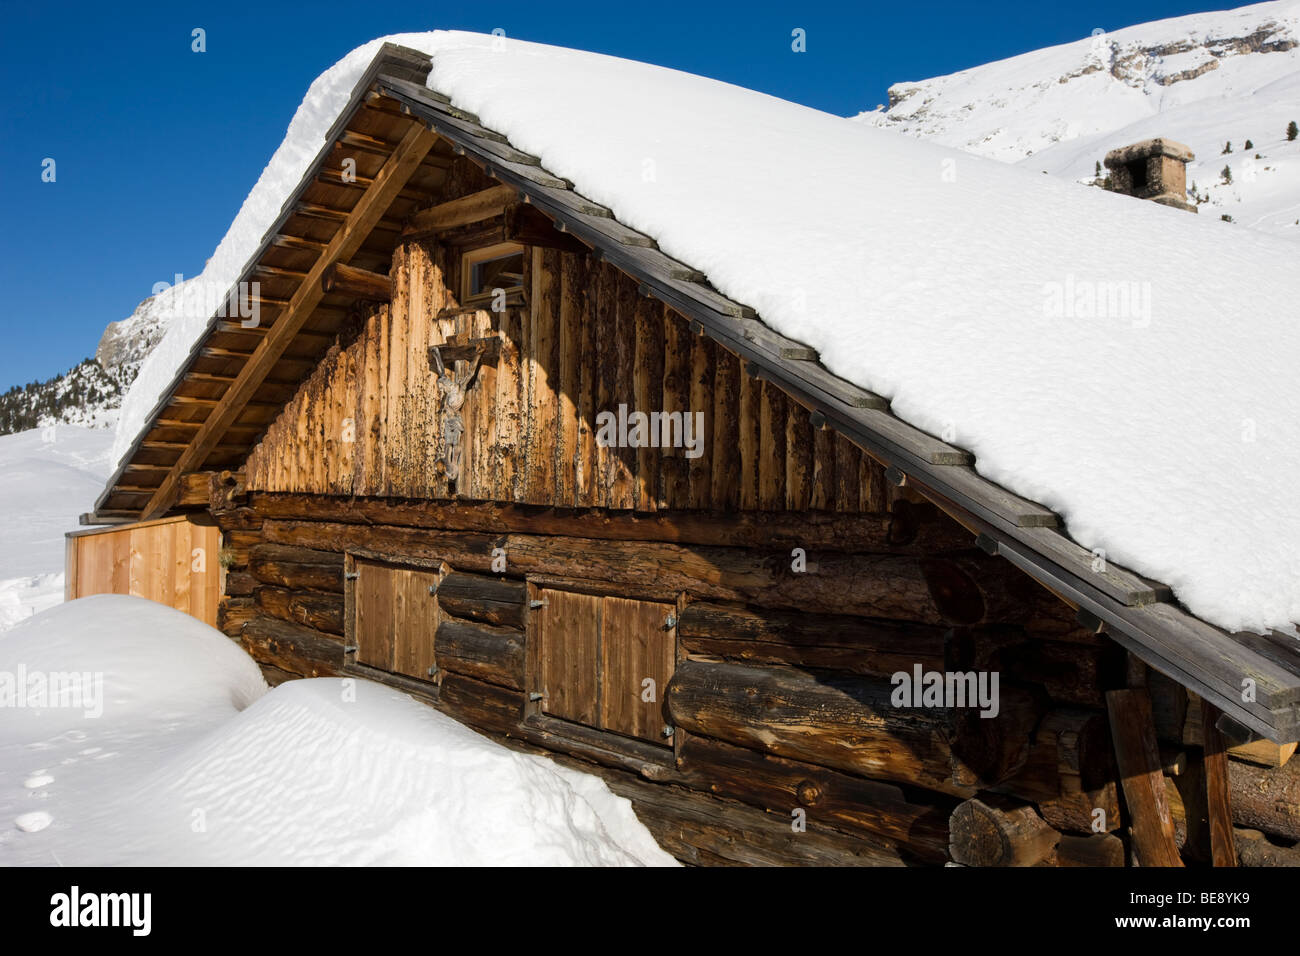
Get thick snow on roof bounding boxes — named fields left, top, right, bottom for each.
left=116, top=32, right=1300, bottom=634
left=0, top=596, right=675, bottom=865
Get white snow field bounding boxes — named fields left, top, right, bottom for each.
left=115, top=31, right=1300, bottom=636
left=0, top=426, right=115, bottom=630
left=0, top=595, right=676, bottom=866
left=859, top=1, right=1300, bottom=239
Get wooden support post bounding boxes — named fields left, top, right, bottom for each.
left=1106, top=687, right=1184, bottom=867
left=1200, top=701, right=1239, bottom=867
left=403, top=183, right=516, bottom=236
left=321, top=262, right=393, bottom=301
left=504, top=201, right=588, bottom=254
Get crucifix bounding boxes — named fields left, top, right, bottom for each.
left=428, top=335, right=502, bottom=484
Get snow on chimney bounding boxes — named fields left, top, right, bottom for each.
left=1104, top=138, right=1197, bottom=213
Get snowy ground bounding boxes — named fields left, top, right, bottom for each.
left=0, top=426, right=115, bottom=631
left=0, top=595, right=675, bottom=866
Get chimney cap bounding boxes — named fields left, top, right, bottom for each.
left=1104, top=137, right=1195, bottom=168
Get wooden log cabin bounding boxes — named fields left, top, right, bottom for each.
left=78, top=43, right=1300, bottom=867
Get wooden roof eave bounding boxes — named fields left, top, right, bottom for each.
left=90, top=44, right=1300, bottom=741
left=90, top=44, right=438, bottom=523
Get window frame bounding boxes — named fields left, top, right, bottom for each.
left=460, top=241, right=525, bottom=306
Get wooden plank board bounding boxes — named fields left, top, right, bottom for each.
left=170, top=517, right=190, bottom=613
left=687, top=332, right=713, bottom=509
left=1131, top=603, right=1300, bottom=716
left=660, top=308, right=691, bottom=509
left=710, top=346, right=741, bottom=510
left=758, top=380, right=786, bottom=510
left=599, top=596, right=675, bottom=745
left=1199, top=700, right=1239, bottom=867
left=785, top=397, right=813, bottom=511
left=811, top=421, right=835, bottom=511
left=915, top=465, right=1060, bottom=529
left=538, top=588, right=601, bottom=726
left=558, top=251, right=585, bottom=507
left=609, top=275, right=638, bottom=509
left=834, top=432, right=861, bottom=513
left=574, top=259, right=599, bottom=508
left=1018, top=526, right=1172, bottom=607
left=355, top=561, right=395, bottom=670
left=1106, top=688, right=1184, bottom=867
left=393, top=564, right=441, bottom=682
left=593, top=262, right=616, bottom=509
left=470, top=307, right=499, bottom=502
left=633, top=293, right=664, bottom=512
left=526, top=247, right=560, bottom=504
left=493, top=304, right=524, bottom=502
left=737, top=368, right=761, bottom=511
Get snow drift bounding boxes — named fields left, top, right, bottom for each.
left=113, top=31, right=1300, bottom=635
left=0, top=426, right=116, bottom=631
left=0, top=596, right=675, bottom=865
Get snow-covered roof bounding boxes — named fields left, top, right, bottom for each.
left=109, top=34, right=1300, bottom=654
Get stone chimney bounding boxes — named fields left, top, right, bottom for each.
left=1104, top=138, right=1197, bottom=213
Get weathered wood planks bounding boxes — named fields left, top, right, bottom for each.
left=245, top=245, right=886, bottom=516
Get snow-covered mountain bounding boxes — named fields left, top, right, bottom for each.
left=0, top=287, right=178, bottom=436
left=857, top=0, right=1300, bottom=238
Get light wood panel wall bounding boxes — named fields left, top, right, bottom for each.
left=64, top=515, right=221, bottom=625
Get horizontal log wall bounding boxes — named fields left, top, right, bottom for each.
left=244, top=235, right=887, bottom=512
left=210, top=489, right=1300, bottom=865
left=213, top=491, right=1147, bottom=863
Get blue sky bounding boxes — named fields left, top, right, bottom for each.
left=0, top=0, right=1236, bottom=391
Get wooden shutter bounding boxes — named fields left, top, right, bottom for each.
left=354, top=560, right=442, bottom=681
left=538, top=590, right=601, bottom=725
left=600, top=596, right=675, bottom=743
left=535, top=587, right=676, bottom=746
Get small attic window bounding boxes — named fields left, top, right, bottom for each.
left=462, top=242, right=524, bottom=304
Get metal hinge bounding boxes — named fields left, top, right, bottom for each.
left=529, top=599, right=548, bottom=609
left=344, top=571, right=360, bottom=581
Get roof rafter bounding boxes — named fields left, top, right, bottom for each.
left=140, top=120, right=439, bottom=519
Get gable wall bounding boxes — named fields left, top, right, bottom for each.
left=244, top=234, right=887, bottom=513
